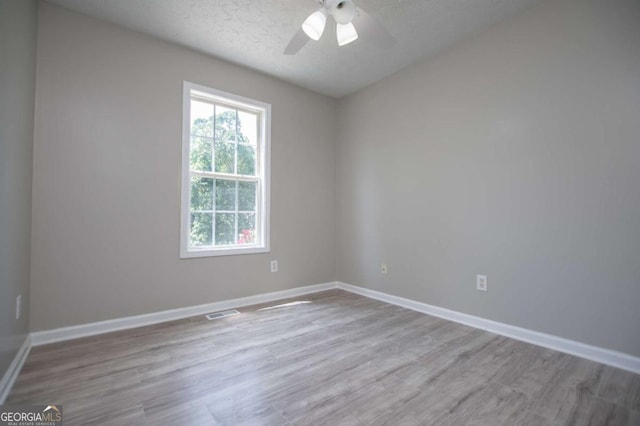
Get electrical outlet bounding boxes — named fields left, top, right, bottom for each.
left=476, top=275, right=488, bottom=292
left=270, top=260, right=278, bottom=272
left=16, top=294, right=21, bottom=320
left=381, top=263, right=388, bottom=275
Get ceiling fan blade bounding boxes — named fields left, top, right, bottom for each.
left=284, top=25, right=310, bottom=55
left=353, top=7, right=395, bottom=49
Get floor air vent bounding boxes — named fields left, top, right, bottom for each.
left=205, top=309, right=240, bottom=320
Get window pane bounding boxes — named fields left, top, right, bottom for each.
left=237, top=144, right=256, bottom=176
left=190, top=137, right=212, bottom=172
left=183, top=85, right=269, bottom=257
left=216, top=179, right=236, bottom=211
left=190, top=177, right=213, bottom=210
left=215, top=106, right=236, bottom=143
left=238, top=111, right=258, bottom=145
left=238, top=213, right=256, bottom=245
left=238, top=181, right=256, bottom=211
left=191, top=100, right=214, bottom=138
left=214, top=140, right=235, bottom=174
left=190, top=213, right=212, bottom=246
left=215, top=213, right=235, bottom=246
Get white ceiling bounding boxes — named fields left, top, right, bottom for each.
left=45, top=0, right=543, bottom=98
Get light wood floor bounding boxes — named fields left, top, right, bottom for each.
left=8, top=289, right=640, bottom=425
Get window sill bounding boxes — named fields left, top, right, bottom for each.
left=180, top=245, right=269, bottom=259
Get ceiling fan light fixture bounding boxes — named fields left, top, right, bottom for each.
left=302, top=10, right=326, bottom=41
left=336, top=22, right=358, bottom=46
left=332, top=0, right=357, bottom=25
left=285, top=0, right=394, bottom=55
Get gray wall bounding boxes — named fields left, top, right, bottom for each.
left=337, top=0, right=640, bottom=356
left=0, top=0, right=37, bottom=377
left=30, top=3, right=337, bottom=331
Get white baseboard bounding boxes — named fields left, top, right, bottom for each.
left=30, top=282, right=338, bottom=346
left=25, top=280, right=640, bottom=375
left=336, top=282, right=640, bottom=374
left=0, top=335, right=32, bottom=405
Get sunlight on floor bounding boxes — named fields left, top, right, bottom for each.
left=258, top=301, right=312, bottom=311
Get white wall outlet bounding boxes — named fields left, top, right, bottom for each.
left=476, top=275, right=488, bottom=292
left=381, top=263, right=388, bottom=274
left=270, top=260, right=278, bottom=272
left=16, top=294, right=22, bottom=320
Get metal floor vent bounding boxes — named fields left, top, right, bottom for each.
left=205, top=309, right=240, bottom=320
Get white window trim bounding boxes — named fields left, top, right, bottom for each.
left=180, top=81, right=271, bottom=258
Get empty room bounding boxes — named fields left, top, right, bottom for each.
left=1, top=0, right=639, bottom=424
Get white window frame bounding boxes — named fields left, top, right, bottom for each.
left=180, top=81, right=271, bottom=258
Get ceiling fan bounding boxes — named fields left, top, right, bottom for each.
left=284, top=0, right=395, bottom=55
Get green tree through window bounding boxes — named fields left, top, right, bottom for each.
left=181, top=82, right=269, bottom=258
left=189, top=104, right=258, bottom=247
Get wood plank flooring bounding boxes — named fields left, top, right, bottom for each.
left=8, top=289, right=640, bottom=425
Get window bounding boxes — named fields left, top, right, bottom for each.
left=181, top=81, right=270, bottom=258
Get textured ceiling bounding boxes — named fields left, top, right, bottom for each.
left=45, top=0, right=543, bottom=98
